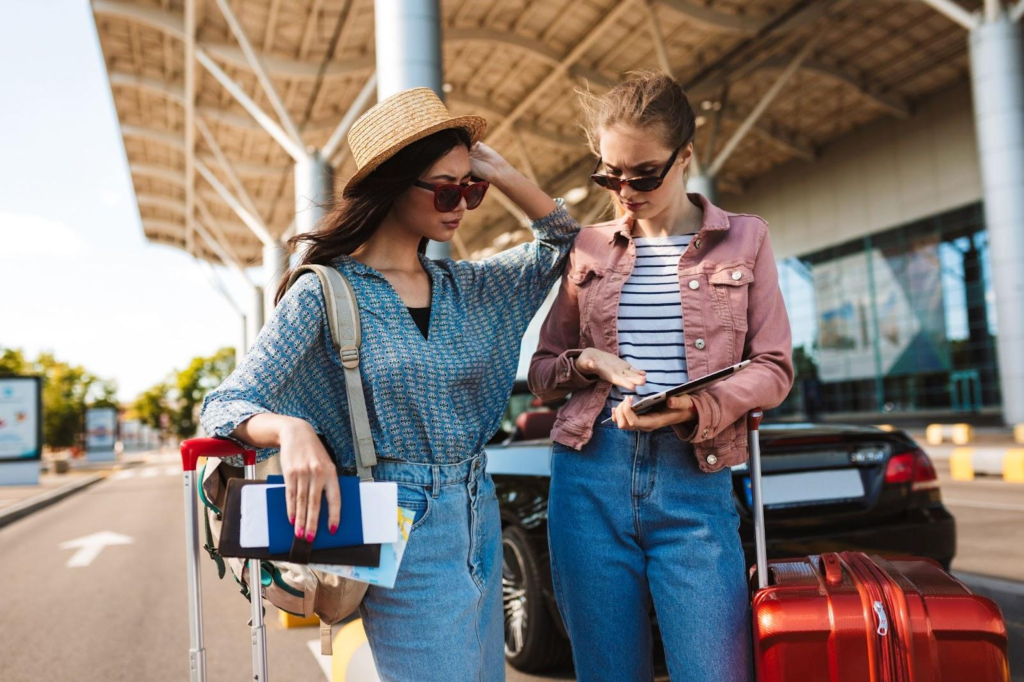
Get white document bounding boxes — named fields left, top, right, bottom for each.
left=239, top=483, right=284, bottom=548
left=359, top=481, right=399, bottom=544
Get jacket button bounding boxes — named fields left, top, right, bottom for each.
left=706, top=454, right=718, bottom=465
left=695, top=338, right=706, bottom=350
left=732, top=271, right=742, bottom=281
left=694, top=239, right=701, bottom=249
left=688, top=280, right=700, bottom=290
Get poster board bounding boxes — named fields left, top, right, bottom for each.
left=0, top=376, right=42, bottom=486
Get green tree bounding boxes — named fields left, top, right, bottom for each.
left=129, top=383, right=170, bottom=431
left=171, top=347, right=236, bottom=439
left=0, top=348, right=28, bottom=375
left=130, top=347, right=236, bottom=440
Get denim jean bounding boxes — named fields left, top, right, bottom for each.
left=548, top=411, right=752, bottom=682
left=359, top=453, right=504, bottom=682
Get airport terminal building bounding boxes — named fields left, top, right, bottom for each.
left=91, top=0, right=1023, bottom=424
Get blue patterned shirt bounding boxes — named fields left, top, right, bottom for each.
left=200, top=203, right=579, bottom=467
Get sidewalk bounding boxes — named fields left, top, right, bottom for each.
left=0, top=450, right=160, bottom=529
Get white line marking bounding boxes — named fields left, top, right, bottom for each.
left=307, top=640, right=332, bottom=681
left=944, top=498, right=1024, bottom=512
left=164, top=466, right=180, bottom=477
left=110, top=470, right=136, bottom=481
left=141, top=468, right=160, bottom=479
left=59, top=531, right=134, bottom=567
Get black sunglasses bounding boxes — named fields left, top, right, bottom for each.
left=413, top=178, right=490, bottom=212
left=590, top=145, right=684, bottom=192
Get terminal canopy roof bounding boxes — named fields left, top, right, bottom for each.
left=91, top=0, right=979, bottom=266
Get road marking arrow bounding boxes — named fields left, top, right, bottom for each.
left=59, top=531, right=134, bottom=568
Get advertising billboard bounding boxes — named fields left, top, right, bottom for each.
left=0, top=376, right=42, bottom=462
left=85, top=407, right=118, bottom=461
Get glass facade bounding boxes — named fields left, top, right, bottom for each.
left=775, top=202, right=1000, bottom=419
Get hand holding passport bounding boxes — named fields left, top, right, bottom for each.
left=217, top=474, right=404, bottom=581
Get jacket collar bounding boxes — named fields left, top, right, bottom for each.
left=608, top=192, right=730, bottom=244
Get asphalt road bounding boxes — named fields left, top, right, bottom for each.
left=1, top=453, right=1020, bottom=681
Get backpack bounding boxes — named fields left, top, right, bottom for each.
left=198, top=264, right=378, bottom=655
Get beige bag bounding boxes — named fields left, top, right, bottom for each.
left=199, top=264, right=378, bottom=655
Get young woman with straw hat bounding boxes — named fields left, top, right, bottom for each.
left=201, top=87, right=579, bottom=680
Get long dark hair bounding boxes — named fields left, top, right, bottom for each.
left=275, top=127, right=472, bottom=303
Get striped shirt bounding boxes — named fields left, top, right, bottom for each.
left=609, top=234, right=695, bottom=409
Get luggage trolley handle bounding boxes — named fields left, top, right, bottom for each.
left=746, top=410, right=769, bottom=590
left=181, top=438, right=269, bottom=682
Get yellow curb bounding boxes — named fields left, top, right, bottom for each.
left=951, top=423, right=973, bottom=445
left=1004, top=449, right=1024, bottom=484
left=950, top=448, right=975, bottom=481
left=926, top=424, right=945, bottom=446
left=332, top=619, right=380, bottom=682
left=278, top=611, right=320, bottom=629
left=1014, top=424, right=1024, bottom=445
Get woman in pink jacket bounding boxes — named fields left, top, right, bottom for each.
left=529, top=71, right=794, bottom=682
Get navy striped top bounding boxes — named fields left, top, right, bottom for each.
left=609, top=234, right=695, bottom=409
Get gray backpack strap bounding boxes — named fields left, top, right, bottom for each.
left=287, top=264, right=377, bottom=481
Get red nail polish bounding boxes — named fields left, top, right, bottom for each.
left=305, top=531, right=315, bottom=543
left=295, top=526, right=304, bottom=538
left=329, top=524, right=338, bottom=535
left=289, top=516, right=295, bottom=525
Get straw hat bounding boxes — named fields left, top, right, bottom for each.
left=344, top=87, right=487, bottom=194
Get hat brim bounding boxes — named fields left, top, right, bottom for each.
left=343, top=115, right=487, bottom=195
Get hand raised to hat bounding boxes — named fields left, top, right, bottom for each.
left=470, top=141, right=558, bottom=221
left=469, top=141, right=512, bottom=184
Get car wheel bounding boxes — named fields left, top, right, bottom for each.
left=502, top=525, right=570, bottom=673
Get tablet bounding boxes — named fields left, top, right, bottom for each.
left=602, top=360, right=750, bottom=423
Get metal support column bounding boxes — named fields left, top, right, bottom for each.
left=374, top=0, right=443, bottom=99
left=247, top=286, right=264, bottom=351
left=969, top=13, right=1024, bottom=424
left=294, top=150, right=334, bottom=238
left=687, top=173, right=718, bottom=205
left=374, top=0, right=449, bottom=259
left=263, top=242, right=289, bottom=321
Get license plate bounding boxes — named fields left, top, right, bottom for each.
left=743, top=469, right=865, bottom=508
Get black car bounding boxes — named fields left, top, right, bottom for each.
left=485, top=383, right=956, bottom=673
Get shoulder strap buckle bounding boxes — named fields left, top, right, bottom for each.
left=339, top=345, right=359, bottom=369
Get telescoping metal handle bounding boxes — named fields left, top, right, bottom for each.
left=747, top=410, right=769, bottom=590
left=180, top=438, right=268, bottom=682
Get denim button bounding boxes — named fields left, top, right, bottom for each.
left=695, top=338, right=706, bottom=350
left=688, top=280, right=699, bottom=290
left=694, top=238, right=702, bottom=249
left=706, top=454, right=718, bottom=465
left=732, top=271, right=742, bottom=281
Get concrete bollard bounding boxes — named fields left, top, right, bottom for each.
left=951, top=424, right=973, bottom=445
left=1004, top=449, right=1024, bottom=484
left=332, top=619, right=381, bottom=682
left=950, top=448, right=975, bottom=481
left=927, top=423, right=975, bottom=445
left=278, top=610, right=320, bottom=629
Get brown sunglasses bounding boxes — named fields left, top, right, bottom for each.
left=413, top=178, right=490, bottom=212
left=590, top=145, right=684, bottom=192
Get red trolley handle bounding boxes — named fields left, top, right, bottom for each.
left=181, top=437, right=257, bottom=471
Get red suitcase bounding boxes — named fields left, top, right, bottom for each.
left=746, top=411, right=1011, bottom=682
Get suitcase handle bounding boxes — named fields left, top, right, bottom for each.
left=747, top=409, right=769, bottom=590
left=179, top=437, right=267, bottom=681
left=181, top=437, right=257, bottom=471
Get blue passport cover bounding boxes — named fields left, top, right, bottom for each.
left=266, top=475, right=364, bottom=553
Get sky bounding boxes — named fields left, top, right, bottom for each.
left=0, top=1, right=253, bottom=401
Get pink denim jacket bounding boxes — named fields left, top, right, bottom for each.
left=528, top=193, right=794, bottom=473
